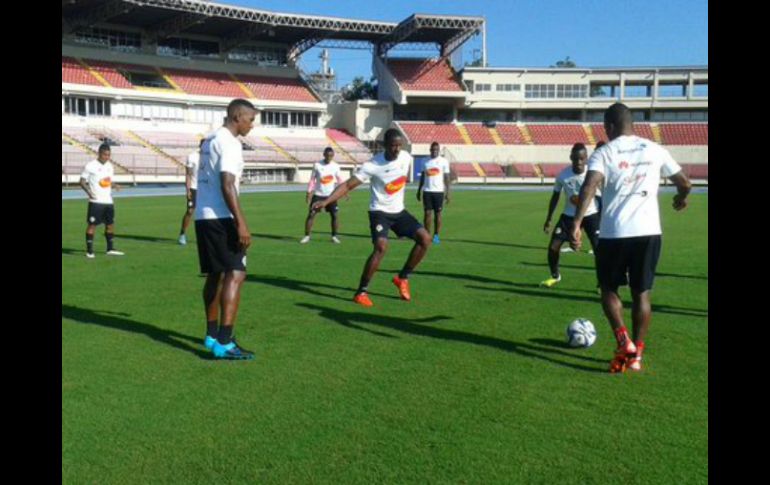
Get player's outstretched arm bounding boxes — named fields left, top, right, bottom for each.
left=544, top=191, right=560, bottom=233
left=416, top=171, right=425, bottom=201
left=443, top=173, right=451, bottom=204
left=313, top=177, right=362, bottom=212
left=669, top=171, right=692, bottom=211
left=570, top=170, right=603, bottom=249
left=221, top=172, right=250, bottom=250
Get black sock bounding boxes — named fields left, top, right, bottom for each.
left=86, top=234, right=94, bottom=254
left=398, top=266, right=413, bottom=280
left=217, top=326, right=233, bottom=345
left=105, top=233, right=114, bottom=251
left=206, top=320, right=218, bottom=338
left=548, top=250, right=559, bottom=279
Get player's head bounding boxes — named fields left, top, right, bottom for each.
left=97, top=143, right=111, bottom=163
left=430, top=142, right=440, bottom=158
left=383, top=128, right=403, bottom=159
left=570, top=143, right=587, bottom=173
left=604, top=103, right=633, bottom=140
left=226, top=99, right=257, bottom=136
left=323, top=146, right=334, bottom=162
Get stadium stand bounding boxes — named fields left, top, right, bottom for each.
left=387, top=58, right=464, bottom=92
left=495, top=124, right=527, bottom=144
left=538, top=163, right=570, bottom=178
left=237, top=74, right=318, bottom=102
left=398, top=123, right=465, bottom=144
left=659, top=123, right=708, bottom=145
left=478, top=163, right=506, bottom=177
left=463, top=124, right=496, bottom=144
left=528, top=124, right=590, bottom=145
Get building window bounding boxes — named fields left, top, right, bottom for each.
left=63, top=96, right=111, bottom=117
left=158, top=37, right=220, bottom=58
left=474, top=83, right=492, bottom=92
left=589, top=84, right=618, bottom=98
left=73, top=27, right=141, bottom=52
left=228, top=45, right=288, bottom=66
left=657, top=84, right=687, bottom=98
left=623, top=85, right=652, bottom=98
left=692, top=82, right=708, bottom=97
left=495, top=84, right=520, bottom=92
left=262, top=111, right=318, bottom=128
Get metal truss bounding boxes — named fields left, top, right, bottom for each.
left=377, top=14, right=484, bottom=57
left=220, top=22, right=274, bottom=52
left=121, top=0, right=395, bottom=34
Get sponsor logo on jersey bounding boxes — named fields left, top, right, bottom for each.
left=619, top=161, right=629, bottom=170
left=98, top=177, right=111, bottom=188
left=427, top=167, right=441, bottom=176
left=384, top=176, right=407, bottom=195
left=321, top=175, right=334, bottom=184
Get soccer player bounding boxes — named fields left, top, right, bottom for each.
left=416, top=141, right=451, bottom=244
left=194, top=99, right=257, bottom=360
left=540, top=143, right=600, bottom=288
left=312, top=128, right=432, bottom=307
left=80, top=143, right=124, bottom=258
left=300, top=147, right=345, bottom=244
left=571, top=103, right=692, bottom=373
left=178, top=138, right=204, bottom=245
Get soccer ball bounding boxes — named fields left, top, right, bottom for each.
left=566, top=318, right=597, bottom=348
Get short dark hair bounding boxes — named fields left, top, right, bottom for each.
left=199, top=138, right=205, bottom=148
left=571, top=142, right=586, bottom=153
left=595, top=141, right=606, bottom=149
left=430, top=142, right=440, bottom=148
left=384, top=128, right=402, bottom=144
left=604, top=102, right=632, bottom=127
left=98, top=143, right=111, bottom=153
left=324, top=146, right=334, bottom=154
left=227, top=98, right=256, bottom=119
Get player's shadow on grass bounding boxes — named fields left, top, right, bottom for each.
left=62, top=304, right=212, bottom=359
left=246, top=274, right=401, bottom=302
left=465, top=285, right=708, bottom=318
left=439, top=238, right=544, bottom=251
left=384, top=269, right=598, bottom=295
left=520, top=262, right=708, bottom=281
left=251, top=233, right=297, bottom=242
left=62, top=247, right=83, bottom=256
left=117, top=234, right=178, bottom=244
left=298, top=303, right=607, bottom=372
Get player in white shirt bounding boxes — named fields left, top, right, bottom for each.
left=572, top=103, right=692, bottom=373
left=312, top=128, right=432, bottom=307
left=178, top=138, right=204, bottom=245
left=194, top=99, right=257, bottom=360
left=540, top=143, right=600, bottom=288
left=416, top=142, right=451, bottom=244
left=79, top=143, right=124, bottom=258
left=300, top=147, right=346, bottom=244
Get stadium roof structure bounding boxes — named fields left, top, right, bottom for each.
left=62, top=0, right=485, bottom=61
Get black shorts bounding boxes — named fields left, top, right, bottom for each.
left=187, top=188, right=197, bottom=209
left=368, top=210, right=422, bottom=244
left=87, top=202, right=114, bottom=226
left=194, top=218, right=247, bottom=274
left=551, top=213, right=600, bottom=249
left=310, top=194, right=338, bottom=213
left=422, top=191, right=444, bottom=212
left=596, top=236, right=662, bottom=292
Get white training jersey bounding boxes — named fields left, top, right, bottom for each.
left=587, top=135, right=682, bottom=239
left=195, top=127, right=245, bottom=221
left=353, top=151, right=413, bottom=214
left=81, top=160, right=114, bottom=204
left=422, top=156, right=451, bottom=193
left=553, top=166, right=598, bottom=218
left=309, top=161, right=343, bottom=197
left=186, top=150, right=200, bottom=190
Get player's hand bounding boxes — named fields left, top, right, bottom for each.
left=186, top=190, right=192, bottom=200
left=543, top=220, right=551, bottom=233
left=416, top=191, right=421, bottom=202
left=237, top=222, right=251, bottom=250
left=672, top=194, right=688, bottom=211
left=112, top=184, right=121, bottom=192
left=305, top=193, right=311, bottom=204
left=311, top=200, right=326, bottom=214
left=569, top=221, right=582, bottom=250
left=445, top=194, right=450, bottom=205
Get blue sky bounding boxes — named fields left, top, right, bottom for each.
left=223, top=0, right=708, bottom=87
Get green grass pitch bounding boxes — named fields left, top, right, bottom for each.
left=62, top=189, right=708, bottom=484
